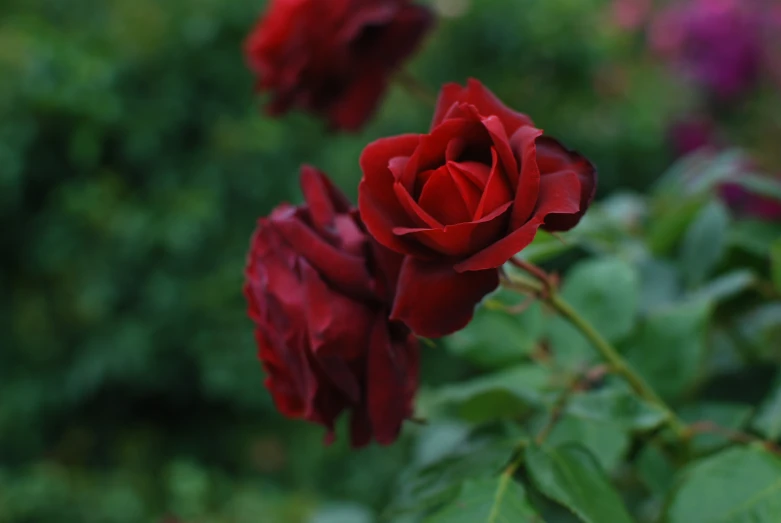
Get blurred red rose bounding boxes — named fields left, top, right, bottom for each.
left=244, top=166, right=419, bottom=446
left=245, top=0, right=433, bottom=131
left=358, top=79, right=597, bottom=337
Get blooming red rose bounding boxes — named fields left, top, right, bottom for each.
left=244, top=0, right=433, bottom=131
left=358, top=79, right=597, bottom=337
left=244, top=166, right=419, bottom=446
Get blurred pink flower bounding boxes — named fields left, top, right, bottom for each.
left=611, top=0, right=652, bottom=30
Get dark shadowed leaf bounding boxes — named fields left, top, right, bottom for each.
left=728, top=220, right=781, bottom=256
left=753, top=372, right=781, bottom=441
left=771, top=240, right=781, bottom=293
left=636, top=444, right=676, bottom=496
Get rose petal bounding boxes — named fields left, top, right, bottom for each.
left=417, top=165, right=473, bottom=224
left=480, top=114, right=519, bottom=186
left=537, top=136, right=598, bottom=232
left=474, top=148, right=513, bottom=220
left=432, top=79, right=535, bottom=134
left=455, top=170, right=582, bottom=272
left=405, top=118, right=490, bottom=191
left=393, top=201, right=512, bottom=257
left=447, top=161, right=484, bottom=216
left=326, top=67, right=389, bottom=132
left=367, top=314, right=419, bottom=444
left=394, top=181, right=443, bottom=229
left=359, top=134, right=424, bottom=254
left=270, top=214, right=375, bottom=299
left=349, top=406, right=373, bottom=448
left=509, top=126, right=544, bottom=229
left=300, top=165, right=352, bottom=234
left=390, top=258, right=500, bottom=338
left=301, top=259, right=373, bottom=364
left=256, top=329, right=307, bottom=418
left=432, top=82, right=469, bottom=128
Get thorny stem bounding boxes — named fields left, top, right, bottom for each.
left=688, top=421, right=781, bottom=457
left=501, top=264, right=690, bottom=441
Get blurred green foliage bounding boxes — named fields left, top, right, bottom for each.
left=2, top=0, right=780, bottom=521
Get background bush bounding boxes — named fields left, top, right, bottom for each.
left=1, top=0, right=779, bottom=522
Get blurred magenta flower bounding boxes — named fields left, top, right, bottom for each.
left=668, top=116, right=719, bottom=156
left=720, top=178, right=781, bottom=221
left=649, top=0, right=763, bottom=100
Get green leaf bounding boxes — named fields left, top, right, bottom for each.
left=636, top=444, right=675, bottom=496
left=558, top=257, right=640, bottom=342
left=543, top=415, right=630, bottom=473
left=389, top=438, right=519, bottom=517
left=564, top=387, right=668, bottom=431
left=546, top=316, right=592, bottom=372
left=678, top=402, right=753, bottom=452
left=679, top=201, right=730, bottom=287
left=637, top=257, right=681, bottom=313
left=736, top=303, right=781, bottom=360
left=686, top=270, right=756, bottom=305
left=310, top=504, right=372, bottom=523
left=424, top=477, right=540, bottom=523
left=665, top=447, right=781, bottom=523
left=525, top=443, right=634, bottom=523
left=625, top=300, right=711, bottom=400
left=753, top=372, right=781, bottom=441
left=433, top=365, right=549, bottom=423
left=653, top=149, right=747, bottom=196
left=519, top=230, right=578, bottom=264
left=448, top=302, right=544, bottom=369
left=771, top=240, right=781, bottom=294
left=733, top=174, right=781, bottom=201
left=648, top=198, right=705, bottom=255
left=728, top=220, right=781, bottom=257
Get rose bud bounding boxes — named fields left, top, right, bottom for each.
left=244, top=0, right=434, bottom=132
left=244, top=166, right=419, bottom=447
left=359, top=79, right=597, bottom=338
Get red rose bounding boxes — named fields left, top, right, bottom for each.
left=358, top=79, right=597, bottom=337
left=244, top=166, right=419, bottom=446
left=244, top=0, right=433, bottom=131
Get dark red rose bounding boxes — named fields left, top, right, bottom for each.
left=358, top=79, right=597, bottom=337
left=244, top=166, right=418, bottom=447
left=244, top=0, right=433, bottom=131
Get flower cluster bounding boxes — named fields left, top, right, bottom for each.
left=243, top=0, right=596, bottom=445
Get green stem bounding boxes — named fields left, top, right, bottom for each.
left=502, top=272, right=689, bottom=440
left=395, top=70, right=437, bottom=106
